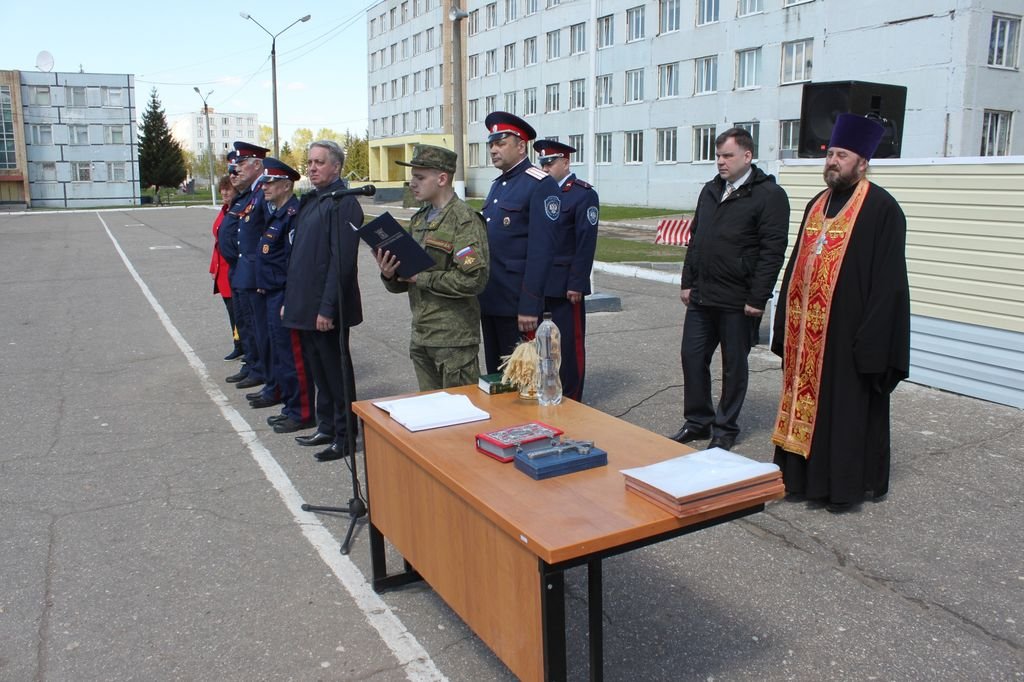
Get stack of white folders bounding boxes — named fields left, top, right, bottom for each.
left=374, top=392, right=490, bottom=432
left=620, top=448, right=784, bottom=517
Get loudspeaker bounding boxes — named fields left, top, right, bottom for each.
left=798, top=81, right=907, bottom=158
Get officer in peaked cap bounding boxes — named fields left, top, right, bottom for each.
left=379, top=144, right=490, bottom=391
left=226, top=149, right=239, bottom=176
left=477, top=111, right=561, bottom=374
left=247, top=157, right=316, bottom=432
left=532, top=139, right=600, bottom=402
left=220, top=140, right=271, bottom=390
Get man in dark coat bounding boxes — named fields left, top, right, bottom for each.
left=771, top=114, right=910, bottom=513
left=282, top=140, right=363, bottom=462
left=672, top=128, right=790, bottom=450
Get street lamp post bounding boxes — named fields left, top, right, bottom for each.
left=194, top=87, right=216, bottom=207
left=239, top=12, right=311, bottom=157
left=449, top=3, right=469, bottom=199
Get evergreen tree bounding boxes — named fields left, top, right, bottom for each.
left=138, top=89, right=187, bottom=203
left=343, top=130, right=369, bottom=181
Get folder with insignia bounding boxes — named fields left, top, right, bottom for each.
left=350, top=211, right=435, bottom=279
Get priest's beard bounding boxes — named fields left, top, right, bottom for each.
left=823, top=164, right=862, bottom=192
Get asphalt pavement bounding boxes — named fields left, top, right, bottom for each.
left=0, top=205, right=1020, bottom=681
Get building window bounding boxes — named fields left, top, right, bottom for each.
left=413, top=110, right=421, bottom=130
left=485, top=95, right=497, bottom=112
left=29, top=86, right=51, bottom=106
left=626, top=6, right=645, bottom=42
left=736, top=48, right=761, bottom=89
left=596, top=74, right=613, bottom=106
left=658, top=62, right=679, bottom=98
left=468, top=9, right=480, bottom=35
left=696, top=55, right=718, bottom=93
left=780, top=120, right=801, bottom=158
left=526, top=0, right=538, bottom=14
left=659, top=0, right=680, bottom=33
left=30, top=161, right=57, bottom=181
left=390, top=7, right=397, bottom=27
left=370, top=17, right=377, bottom=37
left=469, top=99, right=480, bottom=122
left=414, top=71, right=423, bottom=91
left=570, top=23, right=586, bottom=54
left=413, top=33, right=422, bottom=55
left=693, top=125, right=717, bottom=161
left=524, top=88, right=538, bottom=115
left=401, top=0, right=409, bottom=22
left=547, top=30, right=561, bottom=59
left=402, top=75, right=409, bottom=96
left=101, top=87, right=123, bottom=107
left=104, top=125, right=125, bottom=144
left=402, top=112, right=409, bottom=133
left=597, top=14, right=614, bottom=48
left=425, top=67, right=434, bottom=88
left=485, top=49, right=497, bottom=75
left=738, top=0, right=763, bottom=15
left=569, top=79, right=586, bottom=109
left=426, top=27, right=435, bottom=50
left=504, top=43, right=517, bottom=71
left=545, top=83, right=561, bottom=112
left=426, top=107, right=434, bottom=129
left=469, top=143, right=480, bottom=167
left=625, top=130, right=644, bottom=163
left=782, top=39, right=813, bottom=83
left=29, top=123, right=53, bottom=145
left=71, top=161, right=92, bottom=181
left=401, top=38, right=409, bottom=60
left=990, top=14, right=1021, bottom=69
left=982, top=110, right=1013, bottom=155
left=107, top=162, right=127, bottom=182
left=657, top=128, right=678, bottom=162
left=697, top=0, right=719, bottom=25
left=783, top=0, right=813, bottom=6
left=505, top=91, right=518, bottom=114
left=390, top=43, right=398, bottom=63
left=468, top=54, right=479, bottom=78
left=524, top=37, right=538, bottom=65
left=486, top=2, right=498, bottom=28
left=505, top=0, right=518, bottom=22
left=70, top=124, right=90, bottom=145
left=0, top=87, right=14, bottom=169
left=595, top=133, right=612, bottom=164
left=68, top=86, right=88, bottom=107
left=733, top=121, right=760, bottom=158
left=569, top=134, right=584, bottom=163
left=625, top=69, right=644, bottom=103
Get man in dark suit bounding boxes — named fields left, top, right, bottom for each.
left=281, top=140, right=363, bottom=462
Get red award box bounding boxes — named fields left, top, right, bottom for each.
left=475, top=421, right=565, bottom=463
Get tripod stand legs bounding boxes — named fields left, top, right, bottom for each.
left=301, top=495, right=367, bottom=555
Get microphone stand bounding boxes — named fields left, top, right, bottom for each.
left=301, top=185, right=374, bottom=555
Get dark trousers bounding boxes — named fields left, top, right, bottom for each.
left=480, top=314, right=521, bottom=375
left=250, top=290, right=277, bottom=398
left=300, top=327, right=356, bottom=446
left=546, top=297, right=587, bottom=402
left=261, top=290, right=313, bottom=422
left=233, top=287, right=264, bottom=382
left=680, top=303, right=760, bottom=438
left=221, top=296, right=242, bottom=352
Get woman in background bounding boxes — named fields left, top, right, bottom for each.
left=210, top=174, right=242, bottom=360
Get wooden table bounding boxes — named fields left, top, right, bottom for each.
left=354, top=387, right=783, bottom=682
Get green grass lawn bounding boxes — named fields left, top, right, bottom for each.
left=465, top=199, right=686, bottom=221
left=595, top=237, right=686, bottom=263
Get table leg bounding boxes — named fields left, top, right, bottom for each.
left=369, top=522, right=423, bottom=593
left=540, top=563, right=567, bottom=682
left=588, top=559, right=603, bottom=682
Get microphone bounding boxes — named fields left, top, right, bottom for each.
left=329, top=184, right=376, bottom=199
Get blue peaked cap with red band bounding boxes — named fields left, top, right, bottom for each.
left=484, top=111, right=537, bottom=143
left=261, top=157, right=300, bottom=182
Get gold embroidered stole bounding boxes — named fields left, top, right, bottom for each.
left=771, top=180, right=870, bottom=458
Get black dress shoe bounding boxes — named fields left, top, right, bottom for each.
left=273, top=417, right=315, bottom=434
left=669, top=425, right=711, bottom=444
left=825, top=501, right=859, bottom=514
left=267, top=414, right=288, bottom=425
left=225, top=369, right=249, bottom=383
left=235, top=376, right=264, bottom=389
left=315, top=443, right=349, bottom=462
left=295, top=431, right=334, bottom=447
left=250, top=396, right=283, bottom=409
left=708, top=434, right=737, bottom=451
left=224, top=348, right=244, bottom=361
left=245, top=390, right=264, bottom=401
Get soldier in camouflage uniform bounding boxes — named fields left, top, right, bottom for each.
left=375, top=144, right=490, bottom=391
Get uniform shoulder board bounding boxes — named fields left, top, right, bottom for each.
left=574, top=178, right=593, bottom=189
left=525, top=167, right=548, bottom=181
left=287, top=206, right=297, bottom=216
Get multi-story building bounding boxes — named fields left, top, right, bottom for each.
left=1, top=70, right=30, bottom=206
left=367, top=0, right=1023, bottom=207
left=15, top=70, right=140, bottom=209
left=170, top=109, right=260, bottom=165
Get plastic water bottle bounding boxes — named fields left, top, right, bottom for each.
left=535, top=312, right=562, bottom=406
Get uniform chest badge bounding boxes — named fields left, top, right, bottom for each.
left=503, top=216, right=510, bottom=226
left=244, top=215, right=250, bottom=222
left=262, top=244, right=269, bottom=254
left=544, top=196, right=561, bottom=221
left=587, top=206, right=599, bottom=226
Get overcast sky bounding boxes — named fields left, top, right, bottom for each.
left=2, top=1, right=373, bottom=140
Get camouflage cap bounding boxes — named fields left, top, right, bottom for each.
left=395, top=144, right=457, bottom=174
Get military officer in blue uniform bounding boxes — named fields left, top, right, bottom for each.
left=223, top=141, right=270, bottom=391
left=249, top=158, right=316, bottom=432
left=532, top=140, right=600, bottom=402
left=478, top=111, right=562, bottom=374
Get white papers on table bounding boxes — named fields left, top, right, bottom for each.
left=373, top=391, right=490, bottom=432
left=620, top=448, right=779, bottom=500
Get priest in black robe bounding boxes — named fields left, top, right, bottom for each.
left=771, top=114, right=911, bottom=513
